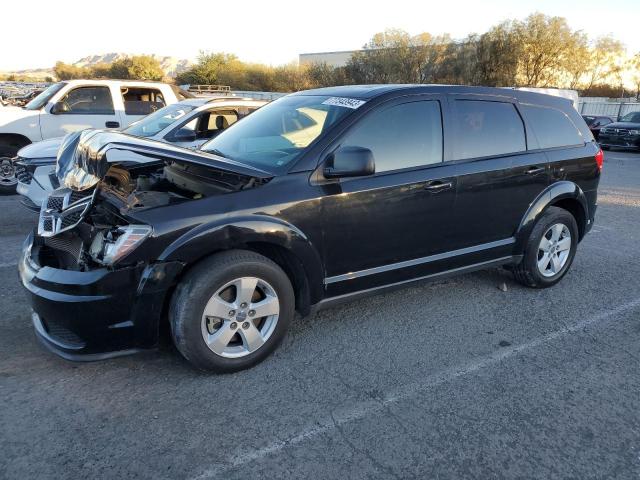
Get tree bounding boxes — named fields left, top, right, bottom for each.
left=582, top=36, right=626, bottom=93
left=630, top=53, right=640, bottom=99
left=175, top=51, right=242, bottom=85
left=515, top=13, right=586, bottom=87
left=53, top=61, right=91, bottom=80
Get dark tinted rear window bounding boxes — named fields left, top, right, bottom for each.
left=452, top=100, right=526, bottom=160
left=522, top=104, right=583, bottom=149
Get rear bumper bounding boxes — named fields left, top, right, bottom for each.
left=19, top=232, right=184, bottom=361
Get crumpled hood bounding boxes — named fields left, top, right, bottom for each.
left=18, top=136, right=64, bottom=160
left=57, top=129, right=273, bottom=191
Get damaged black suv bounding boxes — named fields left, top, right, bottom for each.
left=19, top=85, right=601, bottom=372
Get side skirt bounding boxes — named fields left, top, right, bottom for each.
left=311, top=255, right=521, bottom=313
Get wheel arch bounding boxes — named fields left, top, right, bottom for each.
left=0, top=133, right=32, bottom=155
left=515, top=181, right=589, bottom=254
left=158, top=216, right=324, bottom=317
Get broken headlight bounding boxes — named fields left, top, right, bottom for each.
left=90, top=225, right=152, bottom=265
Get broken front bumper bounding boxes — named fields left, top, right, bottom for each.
left=19, top=231, right=183, bottom=361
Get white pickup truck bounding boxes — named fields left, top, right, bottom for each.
left=0, top=79, right=188, bottom=192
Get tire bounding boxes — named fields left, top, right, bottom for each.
left=169, top=250, right=295, bottom=373
left=0, top=156, right=17, bottom=195
left=512, top=206, right=579, bottom=288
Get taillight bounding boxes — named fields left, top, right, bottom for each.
left=595, top=148, right=604, bottom=171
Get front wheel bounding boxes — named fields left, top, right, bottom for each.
left=170, top=250, right=294, bottom=373
left=512, top=206, right=579, bottom=288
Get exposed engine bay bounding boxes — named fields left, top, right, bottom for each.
left=34, top=129, right=272, bottom=271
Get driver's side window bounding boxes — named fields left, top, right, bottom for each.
left=58, top=86, right=114, bottom=115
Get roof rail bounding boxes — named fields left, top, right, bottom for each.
left=188, top=85, right=232, bottom=93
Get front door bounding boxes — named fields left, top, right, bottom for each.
left=41, top=85, right=120, bottom=139
left=320, top=97, right=457, bottom=296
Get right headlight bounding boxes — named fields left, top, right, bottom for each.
left=628, top=129, right=640, bottom=135
left=90, top=225, right=152, bottom=265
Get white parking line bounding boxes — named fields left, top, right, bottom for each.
left=191, top=296, right=640, bottom=480
left=0, top=261, right=17, bottom=268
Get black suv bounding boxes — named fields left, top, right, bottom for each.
left=19, top=85, right=601, bottom=372
left=598, top=111, right=640, bottom=151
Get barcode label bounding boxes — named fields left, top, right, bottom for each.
left=321, top=97, right=366, bottom=109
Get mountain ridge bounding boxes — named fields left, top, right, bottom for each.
left=1, top=52, right=192, bottom=79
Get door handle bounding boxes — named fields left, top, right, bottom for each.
left=526, top=166, right=545, bottom=175
left=105, top=121, right=120, bottom=128
left=424, top=181, right=453, bottom=193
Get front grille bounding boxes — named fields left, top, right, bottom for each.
left=15, top=165, right=32, bottom=184
left=60, top=210, right=83, bottom=229
left=44, top=233, right=83, bottom=260
left=602, top=128, right=630, bottom=136
left=38, top=188, right=94, bottom=237
left=46, top=195, right=64, bottom=210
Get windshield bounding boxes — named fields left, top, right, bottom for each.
left=124, top=103, right=196, bottom=137
left=200, top=95, right=358, bottom=171
left=582, top=116, right=595, bottom=126
left=620, top=112, right=640, bottom=123
left=24, top=82, right=66, bottom=110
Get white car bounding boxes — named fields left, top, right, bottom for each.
left=15, top=97, right=267, bottom=210
left=0, top=79, right=187, bottom=193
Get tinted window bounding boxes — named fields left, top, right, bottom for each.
left=452, top=100, right=526, bottom=160
left=122, top=87, right=166, bottom=115
left=201, top=95, right=354, bottom=172
left=124, top=103, right=195, bottom=137
left=522, top=104, right=583, bottom=148
left=25, top=82, right=66, bottom=110
left=341, top=100, right=442, bottom=172
left=61, top=86, right=114, bottom=114
left=619, top=112, right=640, bottom=123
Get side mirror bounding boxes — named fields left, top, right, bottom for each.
left=324, top=146, right=375, bottom=179
left=50, top=102, right=67, bottom=114
left=173, top=128, right=197, bottom=142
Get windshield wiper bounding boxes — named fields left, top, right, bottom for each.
left=206, top=148, right=233, bottom=160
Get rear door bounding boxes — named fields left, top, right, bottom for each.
left=446, top=95, right=549, bottom=254
left=40, top=85, right=121, bottom=138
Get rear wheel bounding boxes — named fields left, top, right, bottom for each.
left=513, top=207, right=578, bottom=288
left=170, top=250, right=294, bottom=372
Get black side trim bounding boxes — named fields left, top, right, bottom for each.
left=324, top=238, right=515, bottom=284
left=315, top=255, right=519, bottom=312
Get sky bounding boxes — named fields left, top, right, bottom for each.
left=1, top=0, right=639, bottom=71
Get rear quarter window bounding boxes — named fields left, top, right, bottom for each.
left=521, top=104, right=583, bottom=149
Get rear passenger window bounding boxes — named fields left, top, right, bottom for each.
left=521, top=104, right=583, bottom=149
left=452, top=100, right=526, bottom=160
left=341, top=100, right=442, bottom=172
left=121, top=87, right=166, bottom=115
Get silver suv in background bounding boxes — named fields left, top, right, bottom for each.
left=15, top=97, right=267, bottom=210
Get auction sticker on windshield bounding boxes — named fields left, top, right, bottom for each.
left=322, top=97, right=366, bottom=109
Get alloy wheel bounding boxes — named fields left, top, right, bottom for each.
left=200, top=277, right=280, bottom=358
left=537, top=223, right=572, bottom=277
left=0, top=157, right=17, bottom=187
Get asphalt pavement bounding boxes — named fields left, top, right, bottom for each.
left=1, top=150, right=639, bottom=479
